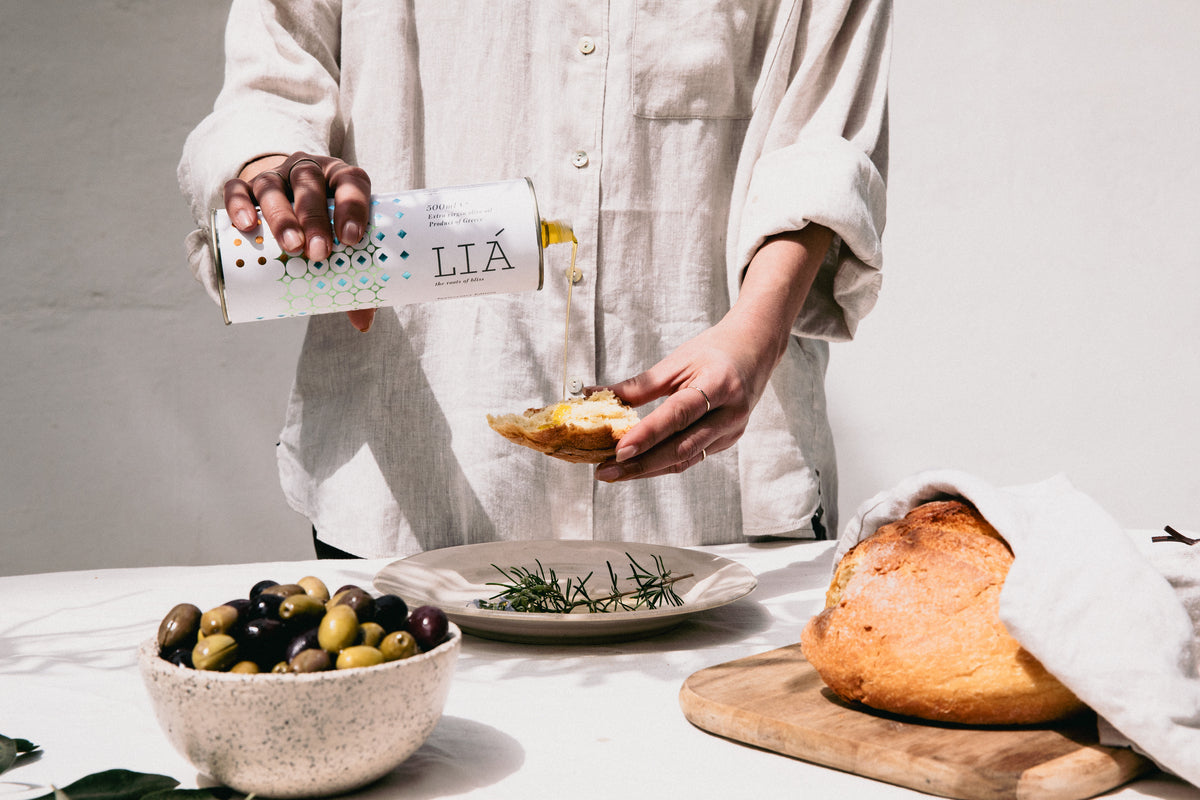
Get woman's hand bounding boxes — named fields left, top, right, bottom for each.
left=594, top=225, right=832, bottom=482
left=223, top=152, right=376, bottom=332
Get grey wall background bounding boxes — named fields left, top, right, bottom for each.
left=2, top=1, right=1197, bottom=576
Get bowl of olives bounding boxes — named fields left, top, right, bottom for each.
left=138, top=576, right=460, bottom=798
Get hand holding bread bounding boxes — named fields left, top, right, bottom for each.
left=486, top=390, right=640, bottom=464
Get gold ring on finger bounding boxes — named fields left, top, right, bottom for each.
left=287, top=157, right=323, bottom=182
left=255, top=169, right=287, bottom=184
left=686, top=385, right=711, bottom=414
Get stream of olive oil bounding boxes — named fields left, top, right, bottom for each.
left=561, top=238, right=578, bottom=402
left=542, top=219, right=579, bottom=403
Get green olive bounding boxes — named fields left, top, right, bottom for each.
left=357, top=621, right=386, bottom=648
left=157, top=603, right=201, bottom=650
left=200, top=604, right=241, bottom=636
left=297, top=575, right=330, bottom=604
left=279, top=593, right=326, bottom=621
left=258, top=583, right=307, bottom=598
left=289, top=648, right=332, bottom=673
left=379, top=630, right=418, bottom=661
left=230, top=660, right=260, bottom=674
left=318, top=605, right=360, bottom=652
left=336, top=645, right=384, bottom=670
left=192, top=634, right=239, bottom=671
left=270, top=661, right=290, bottom=674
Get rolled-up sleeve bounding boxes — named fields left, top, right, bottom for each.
left=728, top=0, right=892, bottom=342
left=177, top=0, right=343, bottom=304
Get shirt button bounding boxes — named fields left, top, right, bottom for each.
left=572, top=151, right=589, bottom=168
left=577, top=36, right=596, bottom=55
left=566, top=266, right=584, bottom=284
left=567, top=376, right=585, bottom=394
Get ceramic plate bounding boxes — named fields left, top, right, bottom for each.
left=374, top=541, right=757, bottom=644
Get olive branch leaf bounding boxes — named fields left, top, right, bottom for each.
left=0, top=735, right=39, bottom=776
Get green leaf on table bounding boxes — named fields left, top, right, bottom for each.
left=31, top=769, right=179, bottom=800
left=0, top=735, right=40, bottom=776
left=0, top=737, right=14, bottom=776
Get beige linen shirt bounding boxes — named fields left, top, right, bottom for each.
left=179, top=0, right=891, bottom=557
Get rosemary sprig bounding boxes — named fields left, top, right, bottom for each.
left=475, top=553, right=693, bottom=613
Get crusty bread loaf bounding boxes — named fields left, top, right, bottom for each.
left=800, top=500, right=1085, bottom=725
left=486, top=390, right=639, bottom=463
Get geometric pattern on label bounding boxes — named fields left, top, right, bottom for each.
left=262, top=200, right=411, bottom=320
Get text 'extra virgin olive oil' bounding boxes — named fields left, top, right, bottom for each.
left=541, top=219, right=579, bottom=402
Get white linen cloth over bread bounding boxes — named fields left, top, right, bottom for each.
left=833, top=470, right=1200, bottom=786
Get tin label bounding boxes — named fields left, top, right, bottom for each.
left=211, top=178, right=544, bottom=324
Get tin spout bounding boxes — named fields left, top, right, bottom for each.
left=541, top=219, right=576, bottom=247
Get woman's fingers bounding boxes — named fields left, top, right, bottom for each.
left=345, top=309, right=376, bottom=332
left=596, top=390, right=737, bottom=482
left=250, top=168, right=306, bottom=255
left=222, top=178, right=262, bottom=232
left=221, top=152, right=373, bottom=260
left=282, top=157, right=332, bottom=261
left=596, top=419, right=735, bottom=482
left=616, top=382, right=712, bottom=460
left=593, top=317, right=770, bottom=482
left=221, top=152, right=376, bottom=332
left=327, top=160, right=372, bottom=247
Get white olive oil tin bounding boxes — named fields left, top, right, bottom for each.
left=210, top=178, right=553, bottom=324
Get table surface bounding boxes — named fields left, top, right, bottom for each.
left=2, top=540, right=1196, bottom=800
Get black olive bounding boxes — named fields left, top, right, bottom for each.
left=406, top=605, right=449, bottom=651
left=372, top=594, right=409, bottom=632
left=241, top=617, right=287, bottom=667
left=225, top=598, right=252, bottom=621
left=162, top=645, right=193, bottom=668
left=249, top=579, right=280, bottom=598
left=285, top=626, right=321, bottom=663
left=250, top=592, right=284, bottom=621
left=330, top=586, right=375, bottom=623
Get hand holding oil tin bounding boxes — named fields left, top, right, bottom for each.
left=212, top=169, right=570, bottom=324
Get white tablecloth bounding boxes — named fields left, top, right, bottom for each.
left=2, top=541, right=1196, bottom=799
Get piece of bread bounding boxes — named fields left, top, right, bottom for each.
left=800, top=499, right=1085, bottom=725
left=486, top=390, right=639, bottom=463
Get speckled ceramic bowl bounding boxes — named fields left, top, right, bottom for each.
left=137, top=624, right=460, bottom=798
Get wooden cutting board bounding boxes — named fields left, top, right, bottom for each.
left=679, top=643, right=1153, bottom=800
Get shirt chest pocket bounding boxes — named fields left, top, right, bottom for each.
left=631, top=0, right=777, bottom=120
